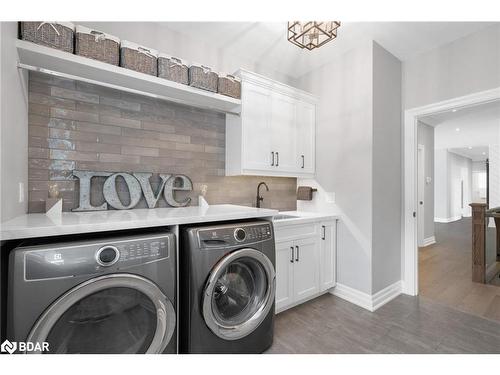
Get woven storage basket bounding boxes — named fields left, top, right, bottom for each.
left=188, top=64, right=218, bottom=92
left=120, top=41, right=158, bottom=76
left=158, top=54, right=189, bottom=85
left=20, top=22, right=75, bottom=53
left=75, top=25, right=120, bottom=65
left=218, top=73, right=241, bottom=99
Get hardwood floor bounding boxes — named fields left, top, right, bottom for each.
left=267, top=217, right=500, bottom=354
left=419, top=218, right=500, bottom=322
left=267, top=293, right=500, bottom=353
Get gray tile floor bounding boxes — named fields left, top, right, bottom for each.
left=267, top=293, right=500, bottom=353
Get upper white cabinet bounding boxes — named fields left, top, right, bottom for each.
left=226, top=69, right=317, bottom=178
left=296, top=101, right=316, bottom=174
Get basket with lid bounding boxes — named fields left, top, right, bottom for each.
left=120, top=41, right=158, bottom=76
left=188, top=63, right=218, bottom=92
left=218, top=73, right=241, bottom=99
left=20, top=22, right=75, bottom=53
left=75, top=26, right=120, bottom=65
left=158, top=54, right=189, bottom=85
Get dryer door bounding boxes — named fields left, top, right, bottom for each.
left=26, top=274, right=175, bottom=354
left=202, top=248, right=276, bottom=340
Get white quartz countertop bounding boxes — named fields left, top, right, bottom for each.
left=0, top=204, right=278, bottom=241
left=273, top=210, right=340, bottom=227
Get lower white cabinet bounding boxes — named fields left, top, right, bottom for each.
left=275, top=219, right=337, bottom=313
left=320, top=220, right=336, bottom=292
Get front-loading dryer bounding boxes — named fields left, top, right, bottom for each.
left=7, top=231, right=177, bottom=354
left=180, top=220, right=276, bottom=353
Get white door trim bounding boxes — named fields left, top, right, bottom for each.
left=417, top=144, right=425, bottom=247
left=402, top=87, right=500, bottom=296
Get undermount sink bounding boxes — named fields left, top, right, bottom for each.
left=273, top=214, right=300, bottom=221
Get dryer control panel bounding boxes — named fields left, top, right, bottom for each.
left=197, top=222, right=273, bottom=249
left=22, top=233, right=174, bottom=281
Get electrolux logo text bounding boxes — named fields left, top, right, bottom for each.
left=1, top=339, right=50, bottom=354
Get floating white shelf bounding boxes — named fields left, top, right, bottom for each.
left=16, top=40, right=242, bottom=115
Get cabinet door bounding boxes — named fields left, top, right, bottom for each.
left=296, top=101, right=315, bottom=174
left=270, top=92, right=297, bottom=172
left=241, top=82, right=274, bottom=171
left=275, top=240, right=295, bottom=312
left=292, top=236, right=320, bottom=303
left=319, top=220, right=336, bottom=292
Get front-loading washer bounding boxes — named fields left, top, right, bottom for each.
left=180, top=220, right=276, bottom=353
left=7, top=231, right=177, bottom=354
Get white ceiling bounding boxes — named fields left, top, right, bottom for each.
left=420, top=100, right=500, bottom=127
left=162, top=22, right=496, bottom=78
left=449, top=146, right=489, bottom=162
left=423, top=99, right=500, bottom=151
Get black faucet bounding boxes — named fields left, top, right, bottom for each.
left=256, top=182, right=269, bottom=208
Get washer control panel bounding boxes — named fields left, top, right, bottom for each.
left=198, top=222, right=272, bottom=249
left=23, top=233, right=174, bottom=281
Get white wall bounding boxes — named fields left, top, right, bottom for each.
left=472, top=161, right=487, bottom=203
left=403, top=24, right=500, bottom=110
left=434, top=150, right=472, bottom=221
left=489, top=125, right=500, bottom=210
left=81, top=22, right=298, bottom=86
left=434, top=149, right=449, bottom=221
left=417, top=122, right=435, bottom=240
left=1, top=22, right=28, bottom=222
left=297, top=41, right=402, bottom=295
left=371, top=42, right=402, bottom=294
left=296, top=40, right=373, bottom=294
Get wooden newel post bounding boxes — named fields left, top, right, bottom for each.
left=470, top=203, right=487, bottom=283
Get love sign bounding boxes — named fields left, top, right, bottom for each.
left=72, top=171, right=193, bottom=211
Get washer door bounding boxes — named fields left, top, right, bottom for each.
left=27, top=274, right=175, bottom=354
left=202, top=248, right=275, bottom=340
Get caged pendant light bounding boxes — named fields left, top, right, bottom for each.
left=287, top=21, right=341, bottom=50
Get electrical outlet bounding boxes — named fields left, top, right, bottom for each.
left=18, top=182, right=25, bottom=203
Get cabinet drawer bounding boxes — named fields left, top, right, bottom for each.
left=275, top=223, right=317, bottom=242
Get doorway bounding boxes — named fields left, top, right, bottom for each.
left=403, top=88, right=500, bottom=298
left=405, top=93, right=500, bottom=322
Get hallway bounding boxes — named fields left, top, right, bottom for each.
left=419, top=218, right=500, bottom=322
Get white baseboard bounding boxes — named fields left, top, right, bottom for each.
left=434, top=216, right=461, bottom=223
left=331, top=283, right=372, bottom=311
left=371, top=281, right=403, bottom=311
left=331, top=281, right=403, bottom=312
left=421, top=236, right=436, bottom=247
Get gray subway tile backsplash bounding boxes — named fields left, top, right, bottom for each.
left=27, top=71, right=297, bottom=212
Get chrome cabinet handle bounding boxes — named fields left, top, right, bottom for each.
left=276, top=152, right=279, bottom=167
left=322, top=225, right=326, bottom=240
left=271, top=152, right=275, bottom=166
left=295, top=246, right=299, bottom=262
left=290, top=246, right=294, bottom=263
left=301, top=155, right=305, bottom=169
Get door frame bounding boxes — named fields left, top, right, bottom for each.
left=417, top=144, right=425, bottom=247
left=402, top=87, right=500, bottom=296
